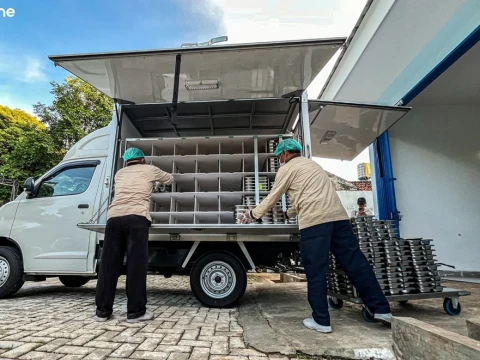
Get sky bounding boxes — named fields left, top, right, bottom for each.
left=0, top=0, right=369, bottom=180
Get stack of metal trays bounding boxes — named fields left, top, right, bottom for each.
left=272, top=206, right=285, bottom=224
left=234, top=205, right=250, bottom=224
left=328, top=217, right=443, bottom=297
left=328, top=255, right=356, bottom=296
left=240, top=196, right=274, bottom=224
left=371, top=220, right=410, bottom=295
left=267, top=157, right=279, bottom=172
left=243, top=176, right=269, bottom=192
left=286, top=196, right=298, bottom=225
left=405, top=239, right=442, bottom=292
left=244, top=195, right=266, bottom=206
left=262, top=211, right=274, bottom=224
left=286, top=217, right=298, bottom=225
left=267, top=139, right=279, bottom=154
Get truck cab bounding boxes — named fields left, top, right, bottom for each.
left=0, top=38, right=410, bottom=306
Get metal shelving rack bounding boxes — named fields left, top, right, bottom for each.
left=124, top=135, right=296, bottom=226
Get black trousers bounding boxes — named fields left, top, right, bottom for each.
left=95, top=215, right=150, bottom=319
left=300, top=220, right=391, bottom=326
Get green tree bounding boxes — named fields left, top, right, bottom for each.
left=0, top=105, right=60, bottom=203
left=34, top=76, right=113, bottom=150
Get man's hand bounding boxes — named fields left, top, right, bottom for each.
left=240, top=209, right=253, bottom=224
left=240, top=209, right=259, bottom=224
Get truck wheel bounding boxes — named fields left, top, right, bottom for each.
left=0, top=246, right=24, bottom=299
left=59, top=276, right=90, bottom=288
left=190, top=251, right=247, bottom=308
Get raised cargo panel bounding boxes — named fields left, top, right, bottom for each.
left=49, top=38, right=344, bottom=104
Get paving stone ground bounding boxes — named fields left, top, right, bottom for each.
left=0, top=276, right=292, bottom=360
left=3, top=274, right=475, bottom=360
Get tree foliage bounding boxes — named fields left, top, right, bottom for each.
left=0, top=105, right=59, bottom=202
left=0, top=76, right=113, bottom=204
left=34, top=76, right=113, bottom=150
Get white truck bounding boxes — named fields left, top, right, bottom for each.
left=0, top=38, right=410, bottom=307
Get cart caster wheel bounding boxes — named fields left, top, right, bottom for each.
left=328, top=297, right=344, bottom=310
left=398, top=300, right=409, bottom=305
left=443, top=298, right=462, bottom=316
left=361, top=307, right=377, bottom=323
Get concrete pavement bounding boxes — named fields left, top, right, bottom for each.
left=239, top=276, right=479, bottom=359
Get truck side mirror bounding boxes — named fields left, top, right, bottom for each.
left=24, top=178, right=35, bottom=196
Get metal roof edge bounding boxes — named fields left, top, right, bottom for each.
left=317, top=0, right=374, bottom=99
left=48, top=37, right=346, bottom=63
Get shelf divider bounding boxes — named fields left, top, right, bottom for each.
left=254, top=136, right=260, bottom=206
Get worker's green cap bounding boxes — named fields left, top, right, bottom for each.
left=123, top=147, right=145, bottom=162
left=274, top=139, right=303, bottom=156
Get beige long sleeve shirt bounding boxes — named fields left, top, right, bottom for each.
left=107, top=164, right=174, bottom=222
left=252, top=156, right=348, bottom=230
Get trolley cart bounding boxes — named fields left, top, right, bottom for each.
left=327, top=287, right=471, bottom=323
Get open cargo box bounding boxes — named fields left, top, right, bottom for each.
left=49, top=38, right=410, bottom=239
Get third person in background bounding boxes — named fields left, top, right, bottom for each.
left=350, top=197, right=374, bottom=218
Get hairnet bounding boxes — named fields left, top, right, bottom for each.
left=123, top=147, right=145, bottom=162
left=274, top=139, right=303, bottom=156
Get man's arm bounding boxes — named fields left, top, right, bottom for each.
left=251, top=168, right=292, bottom=219
left=150, top=165, right=174, bottom=185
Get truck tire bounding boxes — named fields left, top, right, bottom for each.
left=59, top=276, right=90, bottom=288
left=190, top=251, right=247, bottom=308
left=0, top=246, right=25, bottom=299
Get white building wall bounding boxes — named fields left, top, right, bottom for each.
left=321, top=0, right=473, bottom=104
left=389, top=104, right=480, bottom=271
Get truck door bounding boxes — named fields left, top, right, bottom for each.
left=303, top=99, right=410, bottom=161
left=11, top=159, right=104, bottom=273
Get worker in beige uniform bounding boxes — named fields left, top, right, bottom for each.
left=95, top=148, right=173, bottom=322
left=240, top=139, right=392, bottom=333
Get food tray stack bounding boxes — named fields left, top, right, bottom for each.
left=244, top=176, right=270, bottom=192
left=235, top=138, right=298, bottom=225
left=234, top=205, right=249, bottom=224
left=236, top=191, right=296, bottom=225
left=265, top=140, right=298, bottom=225
left=285, top=195, right=297, bottom=225
left=267, top=157, right=280, bottom=172
left=370, top=220, right=409, bottom=296
left=328, top=216, right=443, bottom=296
left=327, top=253, right=355, bottom=296
left=405, top=239, right=443, bottom=293
left=267, top=139, right=279, bottom=154
left=272, top=205, right=284, bottom=224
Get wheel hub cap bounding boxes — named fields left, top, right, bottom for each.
left=200, top=261, right=236, bottom=299
left=0, top=256, right=10, bottom=288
